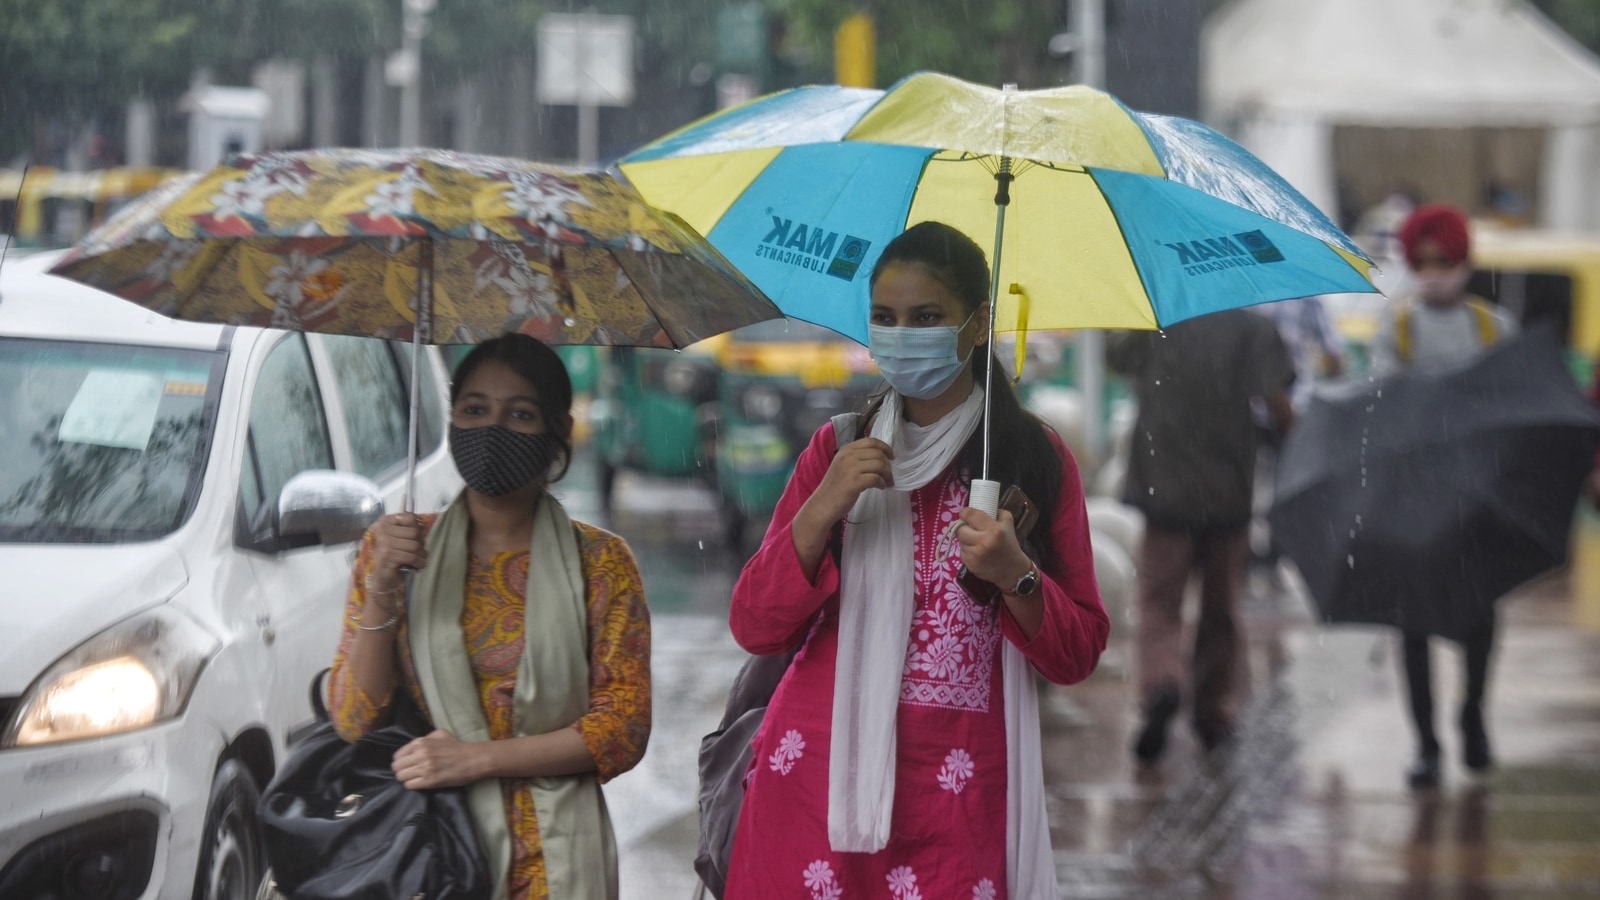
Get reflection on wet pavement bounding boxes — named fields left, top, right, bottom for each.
left=583, top=460, right=1600, bottom=899
left=1046, top=551, right=1600, bottom=898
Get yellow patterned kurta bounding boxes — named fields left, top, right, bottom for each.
left=328, top=515, right=651, bottom=900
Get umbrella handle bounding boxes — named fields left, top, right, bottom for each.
left=970, top=478, right=1001, bottom=518
left=403, top=242, right=433, bottom=514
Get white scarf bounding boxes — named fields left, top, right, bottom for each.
left=829, top=386, right=1059, bottom=898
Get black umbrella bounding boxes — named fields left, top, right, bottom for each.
left=1270, top=326, right=1600, bottom=640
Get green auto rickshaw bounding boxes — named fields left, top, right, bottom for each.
left=589, top=342, right=722, bottom=513
left=712, top=318, right=881, bottom=552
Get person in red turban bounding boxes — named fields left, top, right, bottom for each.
left=1372, top=202, right=1518, bottom=790
left=1398, top=204, right=1472, bottom=273
left=1375, top=204, right=1513, bottom=375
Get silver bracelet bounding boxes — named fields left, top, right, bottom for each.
left=350, top=611, right=400, bottom=632
left=364, top=572, right=403, bottom=599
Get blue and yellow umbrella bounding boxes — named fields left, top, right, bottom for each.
left=620, top=72, right=1378, bottom=346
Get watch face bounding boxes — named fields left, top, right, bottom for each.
left=1015, top=569, right=1039, bottom=596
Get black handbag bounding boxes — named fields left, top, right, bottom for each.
left=259, top=670, right=491, bottom=900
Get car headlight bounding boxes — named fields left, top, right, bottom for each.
left=2, top=606, right=218, bottom=748
left=740, top=384, right=785, bottom=422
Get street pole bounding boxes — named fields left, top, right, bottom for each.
left=1074, top=0, right=1108, bottom=463
left=576, top=19, right=598, bottom=166
left=398, top=0, right=434, bottom=146
left=577, top=100, right=598, bottom=167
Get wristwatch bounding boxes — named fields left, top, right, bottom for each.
left=1008, top=563, right=1040, bottom=598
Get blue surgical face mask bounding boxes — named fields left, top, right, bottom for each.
left=868, top=309, right=979, bottom=400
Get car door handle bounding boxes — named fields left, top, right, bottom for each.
left=257, top=614, right=276, bottom=646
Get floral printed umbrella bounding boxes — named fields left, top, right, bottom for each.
left=50, top=148, right=782, bottom=505
left=50, top=148, right=779, bottom=347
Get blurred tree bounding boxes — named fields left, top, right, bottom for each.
left=622, top=0, right=728, bottom=75
left=1534, top=0, right=1600, bottom=50
left=772, top=0, right=1058, bottom=87
left=425, top=0, right=546, bottom=75
left=242, top=0, right=393, bottom=64
left=425, top=0, right=728, bottom=82
left=0, top=0, right=201, bottom=152
left=0, top=0, right=391, bottom=160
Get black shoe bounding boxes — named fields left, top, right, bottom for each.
left=1407, top=752, right=1442, bottom=790
left=1461, top=707, right=1494, bottom=772
left=1133, top=689, right=1181, bottom=764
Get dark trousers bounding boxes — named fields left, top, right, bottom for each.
left=1136, top=525, right=1250, bottom=737
left=1400, top=611, right=1497, bottom=756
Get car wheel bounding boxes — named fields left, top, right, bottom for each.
left=194, top=759, right=265, bottom=900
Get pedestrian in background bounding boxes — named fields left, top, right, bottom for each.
left=1249, top=297, right=1346, bottom=587
left=329, top=334, right=652, bottom=899
left=1109, top=310, right=1295, bottom=763
left=1252, top=297, right=1346, bottom=412
left=1371, top=203, right=1515, bottom=788
left=723, top=222, right=1108, bottom=898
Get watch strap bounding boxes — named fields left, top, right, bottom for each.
left=1007, top=562, right=1040, bottom=597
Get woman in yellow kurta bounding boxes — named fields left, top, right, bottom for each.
left=328, top=333, right=650, bottom=900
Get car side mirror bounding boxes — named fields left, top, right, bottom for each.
left=277, top=470, right=383, bottom=546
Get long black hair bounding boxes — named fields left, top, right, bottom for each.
left=449, top=333, right=574, bottom=483
left=864, top=221, right=1065, bottom=572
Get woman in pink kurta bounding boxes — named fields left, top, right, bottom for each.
left=725, top=222, right=1109, bottom=899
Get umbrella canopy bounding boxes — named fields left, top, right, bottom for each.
left=1269, top=327, right=1600, bottom=640
left=50, top=148, right=781, bottom=349
left=619, top=71, right=1378, bottom=346
left=49, top=148, right=784, bottom=509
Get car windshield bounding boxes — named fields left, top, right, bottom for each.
left=0, top=338, right=225, bottom=543
left=733, top=318, right=846, bottom=343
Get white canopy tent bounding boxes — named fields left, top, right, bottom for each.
left=1204, top=0, right=1600, bottom=229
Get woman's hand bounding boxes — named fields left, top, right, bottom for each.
left=954, top=507, right=1033, bottom=590
left=393, top=729, right=482, bottom=790
left=369, top=512, right=428, bottom=595
left=790, top=437, right=895, bottom=582
left=798, top=437, right=895, bottom=527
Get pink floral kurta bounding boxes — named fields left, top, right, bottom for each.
left=726, top=425, right=1109, bottom=899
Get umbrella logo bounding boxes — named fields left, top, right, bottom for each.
left=1166, top=230, right=1286, bottom=276
left=1234, top=230, right=1285, bottom=263
left=754, top=214, right=872, bottom=282
left=827, top=236, right=871, bottom=281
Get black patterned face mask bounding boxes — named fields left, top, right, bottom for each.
left=449, top=425, right=559, bottom=496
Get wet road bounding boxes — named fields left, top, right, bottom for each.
left=561, top=457, right=1600, bottom=899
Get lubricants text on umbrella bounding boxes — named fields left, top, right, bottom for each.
left=753, top=213, right=873, bottom=281
left=1166, top=230, right=1286, bottom=277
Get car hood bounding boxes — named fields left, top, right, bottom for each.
left=0, top=543, right=189, bottom=695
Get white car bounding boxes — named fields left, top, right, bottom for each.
left=0, top=251, right=461, bottom=900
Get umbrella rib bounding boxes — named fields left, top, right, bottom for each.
left=1083, top=169, right=1161, bottom=330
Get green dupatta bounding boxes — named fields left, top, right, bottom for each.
left=408, top=491, right=618, bottom=899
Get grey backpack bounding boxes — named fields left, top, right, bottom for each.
left=692, top=413, right=859, bottom=897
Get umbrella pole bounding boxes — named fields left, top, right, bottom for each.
left=405, top=241, right=433, bottom=514
left=971, top=157, right=1014, bottom=518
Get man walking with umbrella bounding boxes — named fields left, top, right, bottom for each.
left=1371, top=204, right=1516, bottom=788
left=1110, top=310, right=1295, bottom=762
